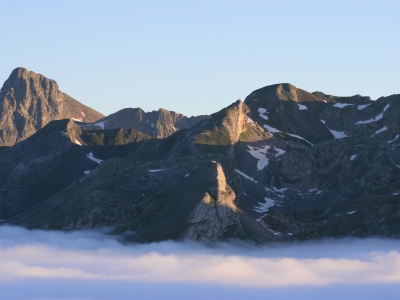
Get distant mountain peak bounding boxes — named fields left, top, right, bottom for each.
left=86, top=106, right=208, bottom=139
left=0, top=67, right=104, bottom=146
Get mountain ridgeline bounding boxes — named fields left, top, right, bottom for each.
left=83, top=107, right=208, bottom=139
left=1, top=68, right=399, bottom=243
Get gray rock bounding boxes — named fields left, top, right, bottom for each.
left=84, top=107, right=207, bottom=138
left=0, top=68, right=71, bottom=146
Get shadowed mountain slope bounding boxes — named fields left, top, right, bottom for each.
left=4, top=82, right=400, bottom=243
left=0, top=119, right=150, bottom=219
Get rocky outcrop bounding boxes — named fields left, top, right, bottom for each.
left=0, top=68, right=71, bottom=146
left=183, top=162, right=239, bottom=241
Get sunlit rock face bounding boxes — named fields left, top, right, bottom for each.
left=0, top=68, right=104, bottom=147
left=1, top=69, right=399, bottom=243
left=0, top=68, right=71, bottom=146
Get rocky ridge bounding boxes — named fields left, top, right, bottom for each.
left=1, top=70, right=399, bottom=243
left=83, top=107, right=207, bottom=138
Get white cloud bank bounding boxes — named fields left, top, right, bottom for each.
left=1, top=226, right=400, bottom=299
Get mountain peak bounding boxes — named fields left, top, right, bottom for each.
left=0, top=67, right=70, bottom=146
left=10, top=67, right=30, bottom=77
left=0, top=68, right=104, bottom=146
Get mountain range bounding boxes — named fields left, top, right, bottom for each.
left=1, top=67, right=399, bottom=243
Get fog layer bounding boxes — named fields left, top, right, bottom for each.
left=1, top=226, right=400, bottom=299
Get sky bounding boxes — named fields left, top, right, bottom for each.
left=1, top=225, right=400, bottom=300
left=1, top=0, right=399, bottom=117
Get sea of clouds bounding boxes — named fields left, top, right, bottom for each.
left=1, top=225, right=400, bottom=299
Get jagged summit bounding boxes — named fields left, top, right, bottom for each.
left=85, top=106, right=208, bottom=138
left=0, top=68, right=104, bottom=146
left=0, top=67, right=71, bottom=146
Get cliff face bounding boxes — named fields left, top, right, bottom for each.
left=0, top=68, right=71, bottom=146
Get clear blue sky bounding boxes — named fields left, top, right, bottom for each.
left=1, top=0, right=399, bottom=116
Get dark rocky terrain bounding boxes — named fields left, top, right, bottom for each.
left=0, top=119, right=150, bottom=219
left=1, top=68, right=399, bottom=243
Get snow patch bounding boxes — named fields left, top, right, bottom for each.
left=286, top=133, right=314, bottom=145
left=273, top=187, right=289, bottom=193
left=308, top=188, right=322, bottom=194
left=150, top=123, right=155, bottom=128
left=375, top=126, right=387, bottom=135
left=256, top=216, right=282, bottom=235
left=274, top=148, right=286, bottom=157
left=320, top=120, right=326, bottom=124
left=184, top=174, right=190, bottom=177
left=84, top=170, right=90, bottom=175
left=73, top=138, right=82, bottom=146
left=333, top=103, right=353, bottom=108
left=357, top=104, right=370, bottom=110
left=148, top=169, right=163, bottom=173
left=258, top=108, right=269, bottom=120
left=350, top=155, right=356, bottom=161
left=328, top=129, right=347, bottom=139
left=92, top=121, right=107, bottom=129
left=81, top=111, right=86, bottom=116
left=247, top=145, right=270, bottom=170
left=87, top=152, right=103, bottom=164
left=254, top=197, right=275, bottom=213
left=356, top=104, right=389, bottom=124
left=347, top=211, right=356, bottom=215
left=263, top=124, right=281, bottom=134
left=72, top=117, right=83, bottom=122
left=298, top=104, right=308, bottom=110
left=393, top=193, right=399, bottom=196
left=388, top=135, right=399, bottom=143
left=234, top=169, right=258, bottom=183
